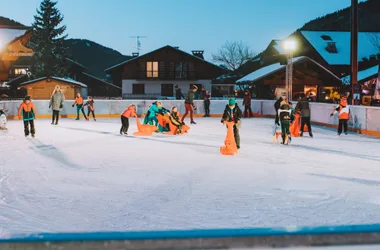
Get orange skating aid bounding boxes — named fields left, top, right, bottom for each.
left=133, top=116, right=157, bottom=136
left=290, top=113, right=301, bottom=137
left=220, top=121, right=238, bottom=156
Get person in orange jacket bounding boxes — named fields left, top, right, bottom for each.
left=72, top=93, right=88, bottom=120
left=330, top=96, right=350, bottom=135
left=18, top=95, right=36, bottom=137
left=120, top=104, right=137, bottom=135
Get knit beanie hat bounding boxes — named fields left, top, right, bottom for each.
left=24, top=95, right=31, bottom=101
left=229, top=98, right=236, bottom=106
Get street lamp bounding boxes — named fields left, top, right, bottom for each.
left=282, top=39, right=296, bottom=101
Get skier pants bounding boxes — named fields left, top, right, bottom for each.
left=204, top=100, right=210, bottom=116
left=244, top=105, right=252, bottom=118
left=23, top=120, right=35, bottom=136
left=182, top=103, right=194, bottom=122
left=87, top=109, right=95, bottom=119
left=76, top=104, right=87, bottom=119
left=52, top=110, right=60, bottom=124
left=120, top=116, right=129, bottom=134
left=281, top=120, right=290, bottom=142
left=301, top=117, right=312, bottom=134
left=338, top=119, right=348, bottom=134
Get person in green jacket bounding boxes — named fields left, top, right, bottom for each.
left=181, top=85, right=198, bottom=124
left=221, top=98, right=242, bottom=149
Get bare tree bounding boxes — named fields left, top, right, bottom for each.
left=212, top=41, right=255, bottom=71
left=367, top=33, right=380, bottom=53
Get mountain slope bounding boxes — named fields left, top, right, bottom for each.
left=63, top=39, right=132, bottom=78
left=0, top=17, right=25, bottom=27
left=300, top=0, right=380, bottom=31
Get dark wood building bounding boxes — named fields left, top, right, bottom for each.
left=105, top=45, right=226, bottom=99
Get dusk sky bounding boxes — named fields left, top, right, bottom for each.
left=1, top=0, right=363, bottom=60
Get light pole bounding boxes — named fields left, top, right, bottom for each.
left=283, top=39, right=296, bottom=101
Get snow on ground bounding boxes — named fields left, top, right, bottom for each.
left=1, top=117, right=380, bottom=236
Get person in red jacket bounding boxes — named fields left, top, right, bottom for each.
left=18, top=95, right=37, bottom=137
left=120, top=104, right=137, bottom=135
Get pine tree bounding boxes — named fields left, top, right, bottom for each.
left=31, top=0, right=69, bottom=78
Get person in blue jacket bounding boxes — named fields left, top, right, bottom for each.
left=144, top=101, right=169, bottom=126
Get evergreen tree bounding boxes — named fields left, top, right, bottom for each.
left=31, top=0, right=69, bottom=78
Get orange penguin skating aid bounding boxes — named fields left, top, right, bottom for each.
left=133, top=116, right=157, bottom=136
left=220, top=121, right=238, bottom=155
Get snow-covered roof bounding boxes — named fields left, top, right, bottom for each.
left=19, top=76, right=87, bottom=88
left=272, top=40, right=285, bottom=54
left=81, top=72, right=121, bottom=89
left=341, top=65, right=379, bottom=84
left=105, top=45, right=225, bottom=72
left=236, top=56, right=340, bottom=84
left=0, top=27, right=30, bottom=49
left=301, top=31, right=380, bottom=65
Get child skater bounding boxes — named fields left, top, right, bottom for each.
left=221, top=98, right=242, bottom=149
left=18, top=95, right=36, bottom=137
left=330, top=96, right=350, bottom=135
left=0, top=109, right=7, bottom=130
left=83, top=96, right=96, bottom=121
left=120, top=104, right=137, bottom=135
left=278, top=97, right=294, bottom=145
left=72, top=93, right=88, bottom=120
left=170, top=106, right=184, bottom=134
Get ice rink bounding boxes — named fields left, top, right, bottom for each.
left=1, top=117, right=380, bottom=236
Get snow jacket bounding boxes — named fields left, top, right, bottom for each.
left=49, top=91, right=65, bottom=111
left=73, top=96, right=84, bottom=105
left=84, top=100, right=95, bottom=111
left=18, top=101, right=36, bottom=121
left=243, top=93, right=252, bottom=106
left=333, top=97, right=350, bottom=120
left=185, top=90, right=195, bottom=105
left=278, top=102, right=294, bottom=122
left=170, top=111, right=182, bottom=126
left=295, top=97, right=311, bottom=118
left=221, top=104, right=242, bottom=123
left=121, top=105, right=136, bottom=118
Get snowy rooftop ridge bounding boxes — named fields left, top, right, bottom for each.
left=236, top=56, right=341, bottom=84
left=341, top=65, right=379, bottom=84
left=19, top=76, right=87, bottom=88
left=236, top=57, right=305, bottom=83
left=301, top=31, right=380, bottom=65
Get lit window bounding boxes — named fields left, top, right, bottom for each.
left=146, top=62, right=158, bottom=78
left=14, top=68, right=28, bottom=75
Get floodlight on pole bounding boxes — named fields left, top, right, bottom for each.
left=282, top=39, right=297, bottom=101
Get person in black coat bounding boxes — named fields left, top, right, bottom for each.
left=274, top=96, right=283, bottom=125
left=175, top=85, right=184, bottom=100
left=221, top=98, right=242, bottom=149
left=295, top=95, right=313, bottom=137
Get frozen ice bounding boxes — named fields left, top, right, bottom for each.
left=0, top=117, right=380, bottom=236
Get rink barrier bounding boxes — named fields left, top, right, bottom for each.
left=1, top=99, right=380, bottom=138
left=2, top=224, right=380, bottom=249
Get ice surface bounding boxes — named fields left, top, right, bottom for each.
left=1, top=118, right=380, bottom=236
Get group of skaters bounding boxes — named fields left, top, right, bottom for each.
left=274, top=93, right=351, bottom=145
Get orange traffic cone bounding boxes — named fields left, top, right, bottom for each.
left=133, top=116, right=158, bottom=136
left=220, top=121, right=238, bottom=155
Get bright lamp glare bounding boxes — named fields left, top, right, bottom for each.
left=283, top=40, right=296, bottom=52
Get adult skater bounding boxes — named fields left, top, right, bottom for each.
left=243, top=90, right=252, bottom=118
left=18, top=96, right=36, bottom=137
left=274, top=96, right=283, bottom=125
left=182, top=85, right=198, bottom=124
left=203, top=90, right=211, bottom=117
left=221, top=98, right=242, bottom=149
left=295, top=94, right=313, bottom=137
left=49, top=85, right=65, bottom=125
left=330, top=96, right=350, bottom=135
left=175, top=85, right=184, bottom=100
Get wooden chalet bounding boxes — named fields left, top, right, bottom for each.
left=18, top=76, right=87, bottom=100
left=237, top=57, right=341, bottom=101
left=105, top=45, right=226, bottom=99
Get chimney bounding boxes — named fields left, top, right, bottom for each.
left=132, top=52, right=139, bottom=57
left=192, top=50, right=204, bottom=59
left=173, top=46, right=179, bottom=49
left=325, top=42, right=338, bottom=53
